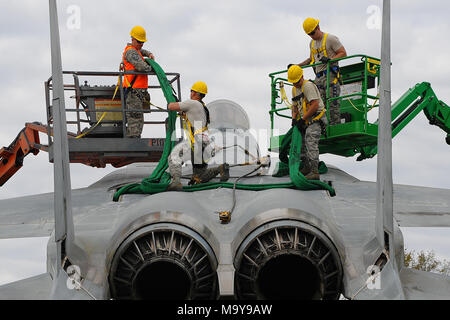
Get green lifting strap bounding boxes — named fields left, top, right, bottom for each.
left=287, top=126, right=334, bottom=195
left=273, top=126, right=328, bottom=177
left=113, top=58, right=178, bottom=201
left=113, top=61, right=335, bottom=202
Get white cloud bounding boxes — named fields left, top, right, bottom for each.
left=401, top=228, right=450, bottom=261
left=0, top=0, right=449, bottom=290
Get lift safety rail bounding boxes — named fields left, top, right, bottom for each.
left=0, top=61, right=181, bottom=186
left=269, top=54, right=450, bottom=160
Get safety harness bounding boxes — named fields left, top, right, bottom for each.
left=310, top=33, right=329, bottom=65
left=181, top=101, right=210, bottom=150
left=310, top=33, right=340, bottom=85
left=292, top=80, right=326, bottom=125
left=120, top=61, right=139, bottom=102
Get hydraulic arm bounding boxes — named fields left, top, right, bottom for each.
left=0, top=122, right=49, bottom=186
left=358, top=81, right=450, bottom=160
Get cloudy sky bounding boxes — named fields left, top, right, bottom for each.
left=0, top=0, right=449, bottom=286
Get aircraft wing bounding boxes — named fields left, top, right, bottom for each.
left=1, top=169, right=449, bottom=240
left=0, top=164, right=151, bottom=239
left=0, top=193, right=54, bottom=239
left=393, top=184, right=450, bottom=227
left=0, top=273, right=53, bottom=300
left=325, top=167, right=450, bottom=228
left=399, top=267, right=450, bottom=299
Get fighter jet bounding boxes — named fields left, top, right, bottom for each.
left=0, top=0, right=449, bottom=300
left=1, top=124, right=449, bottom=300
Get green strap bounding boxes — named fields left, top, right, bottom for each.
left=113, top=59, right=177, bottom=201
left=276, top=127, right=329, bottom=176
left=279, top=127, right=293, bottom=164
left=288, top=126, right=334, bottom=195
left=113, top=61, right=335, bottom=201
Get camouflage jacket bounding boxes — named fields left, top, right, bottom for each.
left=124, top=43, right=153, bottom=73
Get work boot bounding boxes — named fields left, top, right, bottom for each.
left=189, top=165, right=207, bottom=185
left=167, top=176, right=183, bottom=191
left=219, top=163, right=230, bottom=182
left=300, top=159, right=311, bottom=176
left=304, top=161, right=320, bottom=180
left=198, top=163, right=230, bottom=183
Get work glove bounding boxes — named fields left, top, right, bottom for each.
left=287, top=64, right=295, bottom=70
left=320, top=56, right=330, bottom=64
left=296, top=118, right=307, bottom=133
left=292, top=93, right=304, bottom=102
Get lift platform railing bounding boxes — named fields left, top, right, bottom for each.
left=269, top=54, right=450, bottom=161
left=269, top=54, right=382, bottom=158
left=42, top=69, right=183, bottom=168
left=45, top=70, right=182, bottom=141
left=269, top=54, right=381, bottom=132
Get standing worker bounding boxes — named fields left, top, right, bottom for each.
left=288, top=17, right=347, bottom=125
left=122, top=26, right=155, bottom=138
left=288, top=65, right=327, bottom=180
left=167, top=81, right=229, bottom=191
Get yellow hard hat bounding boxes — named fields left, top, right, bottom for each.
left=130, top=26, right=147, bottom=42
left=303, top=17, right=320, bottom=34
left=287, top=65, right=303, bottom=84
left=191, top=81, right=208, bottom=95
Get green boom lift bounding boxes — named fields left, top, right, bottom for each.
left=269, top=54, right=450, bottom=161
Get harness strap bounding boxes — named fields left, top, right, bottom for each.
left=310, top=33, right=328, bottom=65
left=316, top=67, right=340, bottom=85
left=181, top=108, right=209, bottom=150
left=293, top=80, right=326, bottom=125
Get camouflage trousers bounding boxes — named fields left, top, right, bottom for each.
left=300, top=120, right=326, bottom=166
left=126, top=88, right=150, bottom=138
left=315, top=73, right=341, bottom=125
left=168, top=136, right=212, bottom=180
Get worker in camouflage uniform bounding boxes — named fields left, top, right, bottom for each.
left=289, top=18, right=347, bottom=125
left=167, top=81, right=229, bottom=191
left=122, top=26, right=154, bottom=138
left=288, top=65, right=327, bottom=180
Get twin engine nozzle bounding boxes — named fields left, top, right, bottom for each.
left=109, top=220, right=342, bottom=300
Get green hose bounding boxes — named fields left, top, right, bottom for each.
left=113, top=59, right=177, bottom=201
left=112, top=60, right=335, bottom=202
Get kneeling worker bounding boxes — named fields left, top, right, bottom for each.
left=288, top=65, right=327, bottom=180
left=167, top=81, right=229, bottom=191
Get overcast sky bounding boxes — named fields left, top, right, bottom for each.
left=0, top=0, right=449, bottom=286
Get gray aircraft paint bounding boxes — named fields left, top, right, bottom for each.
left=0, top=0, right=450, bottom=300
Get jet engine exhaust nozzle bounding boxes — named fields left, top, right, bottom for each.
left=110, top=223, right=218, bottom=300
left=234, top=220, right=343, bottom=300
